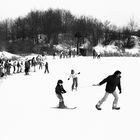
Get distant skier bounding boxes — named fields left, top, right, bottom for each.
left=97, top=53, right=101, bottom=59
left=92, top=48, right=97, bottom=59
left=93, top=70, right=122, bottom=110
left=53, top=52, right=56, bottom=59
left=25, top=59, right=30, bottom=75
left=44, top=61, right=49, bottom=74
left=31, top=57, right=36, bottom=72
left=13, top=60, right=17, bottom=74
left=55, top=79, right=67, bottom=108
left=68, top=69, right=80, bottom=91
left=17, top=61, right=21, bottom=73
left=0, top=61, right=4, bottom=77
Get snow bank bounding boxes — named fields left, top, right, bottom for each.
left=0, top=51, right=21, bottom=59
left=125, top=48, right=140, bottom=54
left=94, top=44, right=119, bottom=54
left=94, top=43, right=140, bottom=56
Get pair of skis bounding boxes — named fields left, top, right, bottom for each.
left=52, top=106, right=77, bottom=110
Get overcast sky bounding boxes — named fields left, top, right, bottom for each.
left=0, top=0, right=140, bottom=27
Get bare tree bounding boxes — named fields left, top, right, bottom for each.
left=128, top=16, right=137, bottom=32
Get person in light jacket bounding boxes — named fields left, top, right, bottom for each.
left=68, top=69, right=80, bottom=91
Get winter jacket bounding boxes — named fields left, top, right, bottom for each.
left=68, top=72, right=80, bottom=79
left=25, top=61, right=30, bottom=68
left=99, top=75, right=121, bottom=93
left=55, top=84, right=66, bottom=95
left=45, top=62, right=48, bottom=68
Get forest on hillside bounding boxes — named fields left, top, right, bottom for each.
left=0, top=8, right=140, bottom=54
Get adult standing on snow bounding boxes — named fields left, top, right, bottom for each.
left=93, top=70, right=122, bottom=110
left=55, top=80, right=67, bottom=108
left=92, top=48, right=97, bottom=59
left=44, top=61, right=49, bottom=74
left=25, top=59, right=30, bottom=75
left=31, top=57, right=36, bottom=72
left=13, top=60, right=17, bottom=74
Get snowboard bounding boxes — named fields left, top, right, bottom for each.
left=51, top=107, right=77, bottom=110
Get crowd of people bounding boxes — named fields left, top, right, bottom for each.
left=53, top=49, right=76, bottom=59
left=0, top=54, right=47, bottom=78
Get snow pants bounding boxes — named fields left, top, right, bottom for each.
left=44, top=66, right=49, bottom=73
left=72, top=77, right=78, bottom=90
left=56, top=94, right=64, bottom=102
left=97, top=91, right=119, bottom=108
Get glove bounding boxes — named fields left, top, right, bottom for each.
left=62, top=91, right=66, bottom=94
left=68, top=78, right=70, bottom=80
left=78, top=72, right=80, bottom=74
left=92, top=84, right=99, bottom=86
left=119, top=91, right=122, bottom=94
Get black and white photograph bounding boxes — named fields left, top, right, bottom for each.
left=0, top=0, right=140, bottom=140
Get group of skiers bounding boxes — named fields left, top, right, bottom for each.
left=0, top=54, right=49, bottom=77
left=53, top=49, right=77, bottom=59
left=0, top=59, right=24, bottom=77
left=55, top=70, right=122, bottom=110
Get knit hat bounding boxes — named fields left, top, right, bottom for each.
left=57, top=79, right=63, bottom=84
left=114, top=70, right=121, bottom=76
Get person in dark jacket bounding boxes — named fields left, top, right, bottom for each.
left=44, top=61, right=49, bottom=74
left=31, top=57, right=36, bottom=72
left=93, top=70, right=122, bottom=110
left=55, top=80, right=67, bottom=108
left=25, top=59, right=30, bottom=75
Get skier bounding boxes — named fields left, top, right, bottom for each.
left=31, top=57, right=36, bottom=72
left=68, top=69, right=80, bottom=91
left=44, top=61, right=49, bottom=74
left=93, top=70, right=122, bottom=110
left=17, top=61, right=21, bottom=73
left=25, top=59, right=30, bottom=75
left=53, top=52, right=56, bottom=59
left=0, top=61, right=4, bottom=77
left=55, top=79, right=67, bottom=108
left=13, top=60, right=17, bottom=74
left=92, top=48, right=97, bottom=59
left=97, top=53, right=101, bottom=59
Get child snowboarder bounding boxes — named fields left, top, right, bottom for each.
left=68, top=69, right=80, bottom=91
left=55, top=79, right=67, bottom=108
left=93, top=70, right=122, bottom=110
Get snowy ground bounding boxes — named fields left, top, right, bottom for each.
left=0, top=56, right=140, bottom=140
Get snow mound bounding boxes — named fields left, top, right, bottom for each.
left=94, top=44, right=119, bottom=54
left=0, top=51, right=21, bottom=59
left=94, top=43, right=140, bottom=56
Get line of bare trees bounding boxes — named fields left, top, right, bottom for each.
left=0, top=8, right=140, bottom=54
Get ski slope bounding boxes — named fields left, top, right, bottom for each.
left=0, top=56, right=140, bottom=140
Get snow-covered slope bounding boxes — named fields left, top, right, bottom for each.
left=0, top=56, right=139, bottom=140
